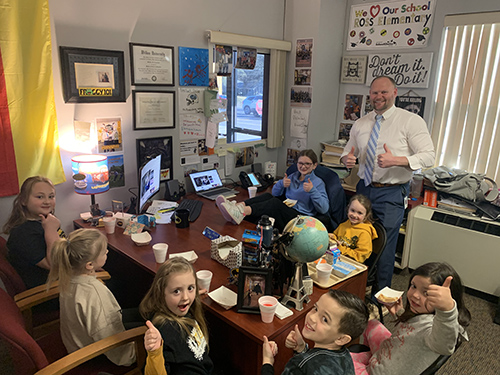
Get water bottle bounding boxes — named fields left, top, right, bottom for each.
left=257, top=215, right=273, bottom=248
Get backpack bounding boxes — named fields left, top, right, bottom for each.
left=422, top=166, right=498, bottom=203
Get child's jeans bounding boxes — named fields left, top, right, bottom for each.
left=350, top=319, right=392, bottom=375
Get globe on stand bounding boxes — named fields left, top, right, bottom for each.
left=280, top=216, right=329, bottom=311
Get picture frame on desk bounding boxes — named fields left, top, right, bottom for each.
left=236, top=266, right=272, bottom=314
left=59, top=46, right=125, bottom=103
left=136, top=136, right=173, bottom=182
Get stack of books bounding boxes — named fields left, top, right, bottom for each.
left=320, top=142, right=344, bottom=167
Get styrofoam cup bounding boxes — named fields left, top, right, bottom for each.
left=316, top=263, right=333, bottom=284
left=103, top=217, right=116, bottom=234
left=196, top=270, right=213, bottom=292
left=248, top=186, right=257, bottom=198
left=152, top=243, right=168, bottom=263
left=258, top=296, right=278, bottom=323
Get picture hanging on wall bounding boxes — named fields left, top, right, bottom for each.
left=60, top=46, right=125, bottom=103
left=107, top=155, right=125, bottom=188
left=294, top=69, right=312, bottom=85
left=129, top=43, right=174, bottom=86
left=338, top=123, right=353, bottom=142
left=396, top=95, right=426, bottom=118
left=96, top=117, right=123, bottom=153
left=133, top=91, right=175, bottom=130
left=290, top=86, right=312, bottom=108
left=136, top=136, right=173, bottom=181
left=178, top=47, right=209, bottom=86
left=363, top=95, right=373, bottom=116
left=344, top=94, right=363, bottom=121
left=340, top=56, right=367, bottom=84
left=214, top=45, right=233, bottom=76
left=295, top=38, right=313, bottom=68
left=235, top=47, right=257, bottom=70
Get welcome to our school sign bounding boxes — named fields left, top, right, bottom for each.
left=347, top=0, right=436, bottom=50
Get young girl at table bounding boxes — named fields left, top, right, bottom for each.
left=48, top=228, right=137, bottom=367
left=329, top=194, right=377, bottom=264
left=217, top=149, right=329, bottom=232
left=350, top=262, right=471, bottom=375
left=140, top=257, right=213, bottom=375
left=3, top=176, right=65, bottom=289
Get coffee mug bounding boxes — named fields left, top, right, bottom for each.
left=174, top=208, right=190, bottom=228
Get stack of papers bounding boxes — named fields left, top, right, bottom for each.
left=275, top=302, right=293, bottom=320
left=147, top=200, right=178, bottom=224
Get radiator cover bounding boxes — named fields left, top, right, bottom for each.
left=406, top=205, right=500, bottom=296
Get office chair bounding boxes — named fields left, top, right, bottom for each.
left=0, top=287, right=146, bottom=375
left=0, top=254, right=110, bottom=338
left=364, top=220, right=387, bottom=324
left=285, top=164, right=347, bottom=231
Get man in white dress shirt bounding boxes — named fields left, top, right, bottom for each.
left=341, top=76, right=435, bottom=290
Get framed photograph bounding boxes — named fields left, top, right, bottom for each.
left=133, top=91, right=175, bottom=130
left=236, top=266, right=272, bottom=314
left=59, top=46, right=125, bottom=103
left=340, top=56, right=367, bottom=84
left=130, top=43, right=174, bottom=86
left=136, top=136, right=173, bottom=181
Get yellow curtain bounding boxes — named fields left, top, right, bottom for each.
left=0, top=0, right=65, bottom=197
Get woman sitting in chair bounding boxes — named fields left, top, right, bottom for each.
left=216, top=149, right=329, bottom=232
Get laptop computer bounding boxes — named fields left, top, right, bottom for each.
left=189, top=169, right=239, bottom=200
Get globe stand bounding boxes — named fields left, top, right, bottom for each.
left=281, top=261, right=309, bottom=311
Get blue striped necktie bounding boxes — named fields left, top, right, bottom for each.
left=364, top=114, right=383, bottom=186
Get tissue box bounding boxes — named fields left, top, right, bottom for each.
left=332, top=261, right=356, bottom=278
left=211, top=235, right=242, bottom=269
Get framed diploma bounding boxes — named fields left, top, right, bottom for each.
left=59, top=46, right=126, bottom=103
left=130, top=43, right=175, bottom=86
left=133, top=91, right=175, bottom=130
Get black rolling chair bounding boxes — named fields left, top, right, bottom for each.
left=364, top=220, right=387, bottom=323
left=285, top=164, right=346, bottom=231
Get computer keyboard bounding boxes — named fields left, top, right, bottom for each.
left=176, top=199, right=204, bottom=222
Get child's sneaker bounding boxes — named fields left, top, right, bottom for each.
left=219, top=201, right=245, bottom=224
left=216, top=195, right=235, bottom=223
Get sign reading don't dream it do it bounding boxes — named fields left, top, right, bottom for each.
left=366, top=52, right=433, bottom=88
left=347, top=0, right=436, bottom=50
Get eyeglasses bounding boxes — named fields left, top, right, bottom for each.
left=298, top=162, right=313, bottom=167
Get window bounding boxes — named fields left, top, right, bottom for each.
left=217, top=53, right=270, bottom=143
left=206, top=30, right=291, bottom=148
left=432, top=12, right=500, bottom=183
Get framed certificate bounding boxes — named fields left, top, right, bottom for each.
left=133, top=91, right=175, bottom=130
left=130, top=43, right=174, bottom=86
left=59, top=46, right=126, bottom=103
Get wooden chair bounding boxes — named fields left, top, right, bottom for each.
left=0, top=287, right=146, bottom=375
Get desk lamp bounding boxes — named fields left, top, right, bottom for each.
left=71, top=154, right=109, bottom=216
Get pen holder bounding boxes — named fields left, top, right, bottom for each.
left=211, top=235, right=242, bottom=269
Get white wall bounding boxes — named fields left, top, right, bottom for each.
left=2, top=0, right=499, bottom=236
left=0, top=0, right=286, bottom=235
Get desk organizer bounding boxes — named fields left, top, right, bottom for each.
left=307, top=255, right=367, bottom=288
left=211, top=235, right=242, bottom=269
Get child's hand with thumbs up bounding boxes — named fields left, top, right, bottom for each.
left=285, top=324, right=306, bottom=352
left=144, top=320, right=162, bottom=352
left=426, top=276, right=455, bottom=312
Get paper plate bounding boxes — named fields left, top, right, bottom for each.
left=208, top=286, right=237, bottom=310
left=131, top=232, right=152, bottom=246
left=375, top=287, right=404, bottom=305
left=169, top=250, right=198, bottom=263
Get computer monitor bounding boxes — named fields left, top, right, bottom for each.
left=138, top=154, right=161, bottom=213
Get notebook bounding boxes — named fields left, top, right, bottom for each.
left=189, top=169, right=238, bottom=200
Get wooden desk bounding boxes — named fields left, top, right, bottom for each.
left=74, top=191, right=367, bottom=375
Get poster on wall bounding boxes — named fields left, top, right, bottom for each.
left=396, top=95, right=426, bottom=117
left=344, top=94, right=363, bottom=121
left=295, top=38, right=313, bottom=68
left=214, top=45, right=233, bottom=76
left=290, top=86, right=312, bottom=108
left=341, top=56, right=367, bottom=84
left=178, top=87, right=204, bottom=114
left=366, top=52, right=433, bottom=88
left=97, top=117, right=122, bottom=153
left=178, top=47, right=209, bottom=86
left=107, top=155, right=125, bottom=188
left=294, top=69, right=312, bottom=85
left=347, top=0, right=436, bottom=51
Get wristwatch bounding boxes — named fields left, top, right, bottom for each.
left=294, top=343, right=309, bottom=354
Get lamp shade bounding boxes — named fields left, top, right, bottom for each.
left=71, top=155, right=109, bottom=195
